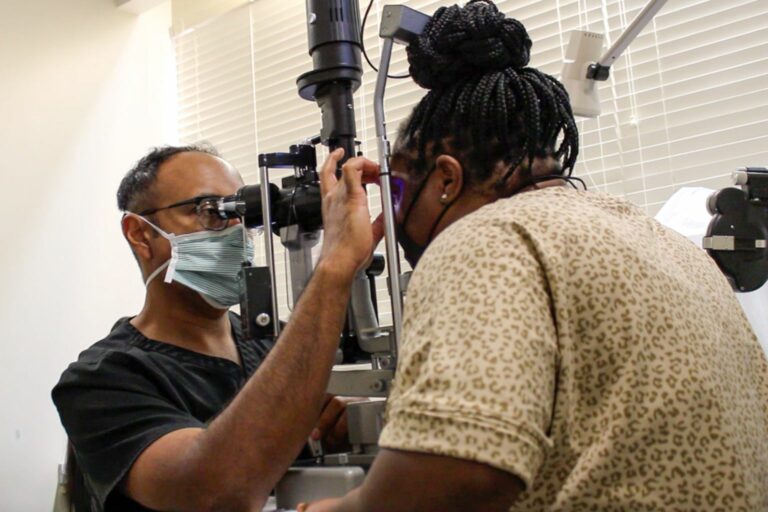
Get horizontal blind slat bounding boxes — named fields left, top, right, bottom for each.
left=175, top=0, right=768, bottom=319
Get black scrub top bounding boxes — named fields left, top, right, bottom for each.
left=52, top=313, right=275, bottom=511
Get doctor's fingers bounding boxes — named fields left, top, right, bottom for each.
left=312, top=396, right=348, bottom=440
left=340, top=156, right=381, bottom=188
left=319, top=148, right=344, bottom=196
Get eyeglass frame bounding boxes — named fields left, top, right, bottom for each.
left=389, top=168, right=436, bottom=218
left=137, top=194, right=235, bottom=231
left=390, top=175, right=406, bottom=214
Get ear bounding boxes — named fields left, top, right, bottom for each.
left=121, top=215, right=154, bottom=262
left=433, top=154, right=465, bottom=202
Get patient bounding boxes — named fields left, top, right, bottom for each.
left=303, top=1, right=768, bottom=510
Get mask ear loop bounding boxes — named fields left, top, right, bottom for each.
left=395, top=166, right=439, bottom=255
left=424, top=152, right=472, bottom=244
left=425, top=196, right=460, bottom=243
left=122, top=211, right=173, bottom=239
left=144, top=261, right=170, bottom=287
left=409, top=161, right=466, bottom=244
left=122, top=212, right=178, bottom=285
left=400, top=166, right=437, bottom=225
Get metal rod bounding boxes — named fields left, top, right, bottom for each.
left=374, top=38, right=393, bottom=139
left=259, top=165, right=281, bottom=338
left=241, top=221, right=250, bottom=263
left=598, top=0, right=668, bottom=68
left=373, top=37, right=403, bottom=355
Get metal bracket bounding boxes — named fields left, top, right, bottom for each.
left=379, top=5, right=431, bottom=44
left=586, top=63, right=611, bottom=81
left=327, top=369, right=393, bottom=397
left=703, top=235, right=767, bottom=251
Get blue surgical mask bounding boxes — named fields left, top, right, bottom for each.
left=127, top=213, right=255, bottom=309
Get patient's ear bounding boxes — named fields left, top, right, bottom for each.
left=433, top=154, right=464, bottom=202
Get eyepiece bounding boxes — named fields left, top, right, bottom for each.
left=234, top=184, right=281, bottom=228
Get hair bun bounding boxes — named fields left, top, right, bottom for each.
left=407, top=1, right=532, bottom=90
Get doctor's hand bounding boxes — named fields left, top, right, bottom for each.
left=318, top=148, right=385, bottom=279
left=312, top=395, right=367, bottom=454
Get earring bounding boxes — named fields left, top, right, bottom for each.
left=439, top=193, right=449, bottom=204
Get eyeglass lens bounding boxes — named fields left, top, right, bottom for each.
left=196, top=197, right=229, bottom=231
left=390, top=176, right=405, bottom=213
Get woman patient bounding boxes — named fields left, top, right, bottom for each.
left=304, top=1, right=768, bottom=510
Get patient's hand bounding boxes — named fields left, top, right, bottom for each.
left=298, top=488, right=362, bottom=512
left=297, top=496, right=344, bottom=512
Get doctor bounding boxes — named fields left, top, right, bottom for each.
left=53, top=144, right=381, bottom=512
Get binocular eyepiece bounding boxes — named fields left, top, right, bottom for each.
left=218, top=144, right=324, bottom=232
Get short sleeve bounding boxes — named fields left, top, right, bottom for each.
left=379, top=213, right=559, bottom=488
left=52, top=351, right=204, bottom=509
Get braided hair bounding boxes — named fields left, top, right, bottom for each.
left=397, top=0, right=579, bottom=192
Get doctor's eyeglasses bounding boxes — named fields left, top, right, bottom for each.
left=138, top=195, right=234, bottom=231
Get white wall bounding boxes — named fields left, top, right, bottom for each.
left=0, top=1, right=176, bottom=509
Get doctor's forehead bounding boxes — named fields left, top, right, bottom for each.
left=153, top=151, right=245, bottom=202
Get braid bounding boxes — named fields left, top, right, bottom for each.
left=398, top=0, right=579, bottom=189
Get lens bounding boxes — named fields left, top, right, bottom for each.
left=391, top=176, right=405, bottom=213
left=197, top=198, right=228, bottom=231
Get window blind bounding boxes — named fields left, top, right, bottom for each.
left=174, top=0, right=768, bottom=321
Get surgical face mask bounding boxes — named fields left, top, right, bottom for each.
left=127, top=213, right=255, bottom=309
left=395, top=168, right=460, bottom=268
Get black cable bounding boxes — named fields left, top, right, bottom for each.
left=569, top=176, right=587, bottom=190
left=360, top=0, right=410, bottom=79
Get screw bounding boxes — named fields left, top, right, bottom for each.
left=256, top=313, right=271, bottom=327
left=370, top=380, right=387, bottom=392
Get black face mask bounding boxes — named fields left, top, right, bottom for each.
left=396, top=168, right=459, bottom=268
left=395, top=221, right=427, bottom=269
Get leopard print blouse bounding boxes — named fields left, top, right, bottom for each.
left=379, top=187, right=768, bottom=511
